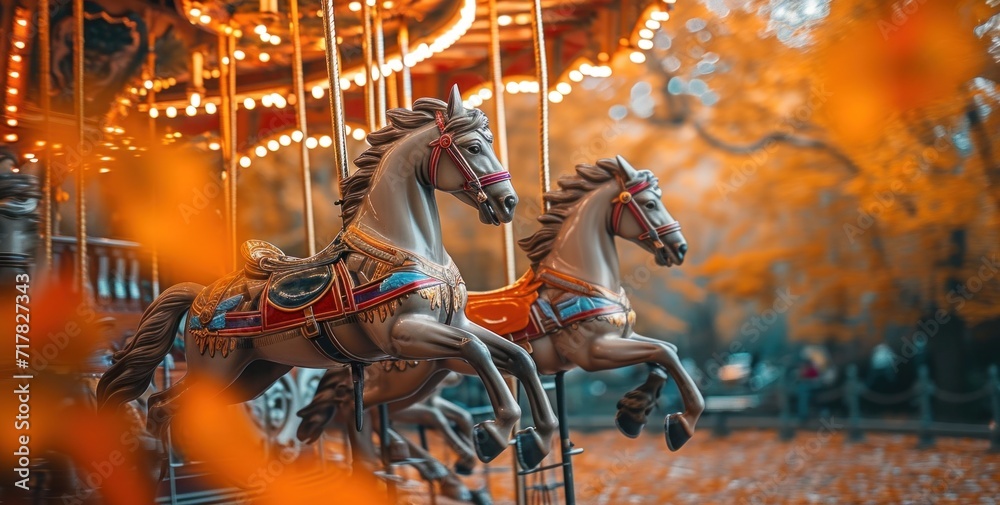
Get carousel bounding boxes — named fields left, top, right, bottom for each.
left=0, top=0, right=698, bottom=503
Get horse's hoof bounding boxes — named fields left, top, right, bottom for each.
left=454, top=459, right=475, bottom=476
left=472, top=422, right=508, bottom=464
left=425, top=460, right=450, bottom=481
left=615, top=409, right=646, bottom=439
left=439, top=477, right=473, bottom=502
left=665, top=413, right=693, bottom=452
left=387, top=439, right=411, bottom=463
left=470, top=488, right=494, bottom=505
left=514, top=427, right=547, bottom=470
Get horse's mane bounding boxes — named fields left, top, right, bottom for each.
left=518, top=158, right=655, bottom=265
left=340, top=99, right=488, bottom=224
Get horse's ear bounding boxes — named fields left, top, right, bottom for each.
left=446, top=84, right=465, bottom=118
left=615, top=155, right=639, bottom=179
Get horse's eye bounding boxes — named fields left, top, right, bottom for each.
left=468, top=145, right=481, bottom=154
left=644, top=201, right=656, bottom=210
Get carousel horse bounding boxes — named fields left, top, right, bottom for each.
left=302, top=367, right=488, bottom=503
left=0, top=173, right=40, bottom=279
left=296, top=156, right=705, bottom=456
left=96, top=87, right=558, bottom=470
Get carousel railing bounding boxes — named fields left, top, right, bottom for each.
left=443, top=362, right=1000, bottom=455
left=50, top=235, right=154, bottom=313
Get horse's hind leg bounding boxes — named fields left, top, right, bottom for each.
left=381, top=317, right=524, bottom=464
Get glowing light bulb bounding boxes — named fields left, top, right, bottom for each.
left=240, top=156, right=252, bottom=168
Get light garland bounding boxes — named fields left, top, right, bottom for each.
left=225, top=124, right=367, bottom=170
left=2, top=7, right=31, bottom=144
left=459, top=1, right=674, bottom=109
left=141, top=0, right=478, bottom=118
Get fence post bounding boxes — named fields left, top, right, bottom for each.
left=778, top=367, right=795, bottom=441
left=796, top=375, right=810, bottom=424
left=916, top=364, right=935, bottom=449
left=712, top=410, right=729, bottom=438
left=845, top=364, right=863, bottom=442
left=989, top=364, right=999, bottom=453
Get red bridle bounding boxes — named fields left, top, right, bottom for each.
left=428, top=111, right=511, bottom=203
left=611, top=177, right=681, bottom=250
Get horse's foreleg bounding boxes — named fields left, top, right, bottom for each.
left=385, top=318, right=522, bottom=464
left=564, top=332, right=704, bottom=451
left=456, top=322, right=557, bottom=470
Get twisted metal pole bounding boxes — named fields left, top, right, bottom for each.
left=39, top=0, right=52, bottom=272
left=319, top=0, right=350, bottom=187
left=398, top=21, right=412, bottom=109
left=373, top=3, right=387, bottom=129
left=73, top=0, right=88, bottom=298
left=289, top=0, right=316, bottom=255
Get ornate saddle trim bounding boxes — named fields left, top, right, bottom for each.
left=464, top=267, right=634, bottom=346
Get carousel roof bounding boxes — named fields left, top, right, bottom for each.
left=0, top=0, right=672, bottom=165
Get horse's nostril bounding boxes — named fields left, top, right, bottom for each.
left=504, top=195, right=517, bottom=212
left=678, top=243, right=688, bottom=256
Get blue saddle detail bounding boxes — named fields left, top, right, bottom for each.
left=536, top=298, right=557, bottom=322
left=190, top=294, right=243, bottom=331
left=554, top=296, right=619, bottom=321
left=380, top=271, right=429, bottom=291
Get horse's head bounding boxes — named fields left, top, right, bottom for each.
left=609, top=156, right=687, bottom=267
left=424, top=85, right=517, bottom=225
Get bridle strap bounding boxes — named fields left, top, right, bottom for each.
left=428, top=110, right=511, bottom=203
left=611, top=176, right=680, bottom=250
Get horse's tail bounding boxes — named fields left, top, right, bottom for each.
left=96, top=282, right=202, bottom=411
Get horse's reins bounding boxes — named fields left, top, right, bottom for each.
left=428, top=110, right=511, bottom=204
left=611, top=175, right=681, bottom=254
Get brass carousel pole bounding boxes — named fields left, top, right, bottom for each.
left=289, top=0, right=316, bottom=255
left=532, top=2, right=579, bottom=504
left=319, top=0, right=349, bottom=185
left=146, top=8, right=160, bottom=296
left=217, top=33, right=233, bottom=269
left=73, top=0, right=88, bottom=298
left=227, top=31, right=238, bottom=268
left=531, top=0, right=550, bottom=200
left=489, top=0, right=524, bottom=502
left=372, top=3, right=387, bottom=128
left=39, top=0, right=52, bottom=271
left=397, top=21, right=412, bottom=109
left=360, top=0, right=376, bottom=132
